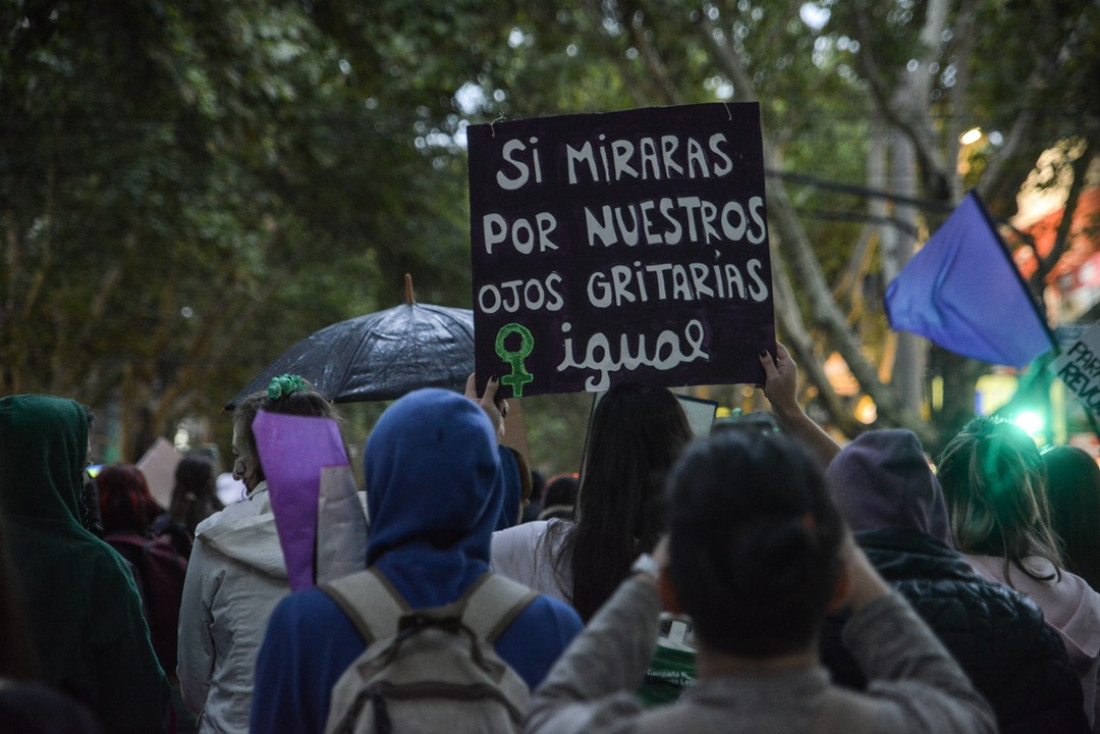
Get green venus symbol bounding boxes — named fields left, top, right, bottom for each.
left=495, top=323, right=535, bottom=397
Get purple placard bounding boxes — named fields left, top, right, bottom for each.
left=252, top=410, right=349, bottom=591
left=468, top=103, right=775, bottom=399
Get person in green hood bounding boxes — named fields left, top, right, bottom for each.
left=0, top=395, right=171, bottom=733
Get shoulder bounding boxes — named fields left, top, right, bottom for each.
left=496, top=592, right=583, bottom=690
left=493, top=521, right=551, bottom=551
left=261, top=587, right=364, bottom=664
left=518, top=593, right=584, bottom=635
left=271, top=585, right=347, bottom=626
left=85, top=533, right=142, bottom=584
left=492, top=520, right=575, bottom=559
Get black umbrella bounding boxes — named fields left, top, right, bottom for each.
left=225, top=276, right=474, bottom=409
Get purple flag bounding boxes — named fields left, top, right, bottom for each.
left=252, top=410, right=350, bottom=591
left=884, top=191, right=1054, bottom=368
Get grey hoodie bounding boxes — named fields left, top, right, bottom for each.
left=177, top=482, right=288, bottom=734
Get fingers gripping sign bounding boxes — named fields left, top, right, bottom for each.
left=465, top=373, right=507, bottom=443
left=758, top=342, right=798, bottom=414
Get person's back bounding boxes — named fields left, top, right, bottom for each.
left=0, top=395, right=170, bottom=733
left=821, top=429, right=1088, bottom=733
left=178, top=489, right=289, bottom=731
left=491, top=519, right=574, bottom=603
left=491, top=384, right=693, bottom=622
left=527, top=430, right=996, bottom=734
left=251, top=386, right=583, bottom=734
left=178, top=375, right=336, bottom=734
left=937, top=417, right=1100, bottom=730
left=822, top=529, right=1087, bottom=732
left=96, top=463, right=189, bottom=681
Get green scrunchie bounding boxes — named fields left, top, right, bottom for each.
left=267, top=374, right=308, bottom=401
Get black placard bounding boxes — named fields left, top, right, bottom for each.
left=469, top=103, right=775, bottom=398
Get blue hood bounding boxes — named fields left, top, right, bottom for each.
left=364, top=389, right=502, bottom=604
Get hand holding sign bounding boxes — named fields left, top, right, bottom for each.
left=465, top=372, right=505, bottom=443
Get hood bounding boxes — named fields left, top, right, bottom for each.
left=496, top=445, right=523, bottom=531
left=365, top=388, right=501, bottom=571
left=827, top=429, right=954, bottom=547
left=195, top=483, right=287, bottom=578
left=0, top=395, right=88, bottom=526
left=857, top=529, right=974, bottom=583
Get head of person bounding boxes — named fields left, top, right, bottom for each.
left=170, top=453, right=223, bottom=536
left=0, top=395, right=90, bottom=526
left=666, top=430, right=845, bottom=658
left=568, top=383, right=694, bottom=620
left=935, top=416, right=1062, bottom=571
left=538, top=473, right=580, bottom=521
left=826, top=429, right=953, bottom=546
left=1040, top=445, right=1100, bottom=586
left=95, top=464, right=162, bottom=535
left=364, top=388, right=501, bottom=567
left=231, top=374, right=335, bottom=492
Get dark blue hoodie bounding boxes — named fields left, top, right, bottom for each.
left=250, top=389, right=583, bottom=734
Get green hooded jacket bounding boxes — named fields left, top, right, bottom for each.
left=0, top=395, right=170, bottom=733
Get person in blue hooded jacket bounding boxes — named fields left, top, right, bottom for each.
left=249, top=383, right=583, bottom=734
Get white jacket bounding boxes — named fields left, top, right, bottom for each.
left=490, top=519, right=574, bottom=603
left=177, top=482, right=289, bottom=734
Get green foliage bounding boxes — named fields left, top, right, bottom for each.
left=2, top=0, right=1098, bottom=467
left=0, top=0, right=480, bottom=458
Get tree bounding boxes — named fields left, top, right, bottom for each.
left=0, top=1, right=484, bottom=459
left=3, top=1, right=1097, bottom=472
left=462, top=0, right=1100, bottom=452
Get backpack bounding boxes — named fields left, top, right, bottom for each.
left=319, top=568, right=537, bottom=734
left=105, top=531, right=188, bottom=675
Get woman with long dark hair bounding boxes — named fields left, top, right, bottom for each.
left=1042, top=445, right=1100, bottom=593
left=165, top=454, right=223, bottom=549
left=492, top=382, right=693, bottom=621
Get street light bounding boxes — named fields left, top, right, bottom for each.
left=960, top=127, right=983, bottom=145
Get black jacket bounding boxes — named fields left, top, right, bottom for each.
left=821, top=529, right=1089, bottom=734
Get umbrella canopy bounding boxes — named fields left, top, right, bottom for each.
left=225, top=301, right=474, bottom=410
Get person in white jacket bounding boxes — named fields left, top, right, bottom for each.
left=177, top=375, right=336, bottom=734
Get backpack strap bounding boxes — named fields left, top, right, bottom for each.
left=460, top=572, right=539, bottom=643
left=320, top=568, right=537, bottom=645
left=319, top=568, right=410, bottom=644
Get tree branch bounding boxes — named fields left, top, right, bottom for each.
left=848, top=0, right=950, bottom=199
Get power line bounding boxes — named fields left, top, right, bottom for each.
left=766, top=168, right=954, bottom=213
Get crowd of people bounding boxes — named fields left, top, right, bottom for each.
left=1, top=342, right=1098, bottom=733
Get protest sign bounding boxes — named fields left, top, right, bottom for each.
left=468, top=103, right=775, bottom=398
left=252, top=410, right=357, bottom=590
left=1051, top=323, right=1100, bottom=416
left=136, top=437, right=183, bottom=507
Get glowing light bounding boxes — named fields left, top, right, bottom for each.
left=855, top=395, right=877, bottom=424
left=1014, top=410, right=1044, bottom=437
left=959, top=128, right=983, bottom=145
